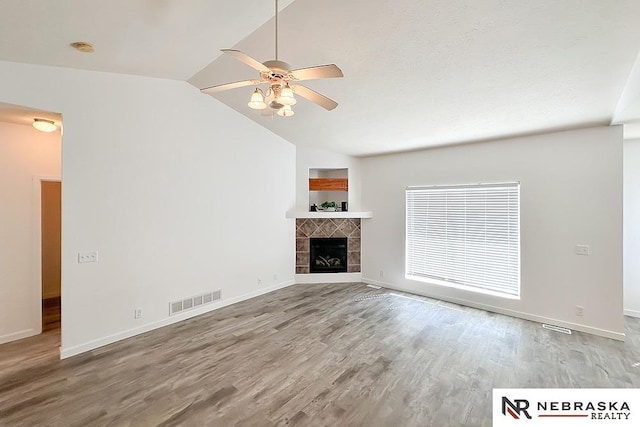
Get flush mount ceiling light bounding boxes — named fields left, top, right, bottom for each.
left=32, top=118, right=57, bottom=133
left=70, top=41, right=94, bottom=53
left=200, top=0, right=343, bottom=118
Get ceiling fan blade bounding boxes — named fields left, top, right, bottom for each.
left=200, top=79, right=262, bottom=94
left=289, top=64, right=343, bottom=81
left=221, top=49, right=270, bottom=73
left=291, top=85, right=339, bottom=111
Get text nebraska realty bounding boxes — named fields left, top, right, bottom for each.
left=504, top=397, right=631, bottom=420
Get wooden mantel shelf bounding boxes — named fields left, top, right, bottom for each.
left=286, top=211, right=373, bottom=219
left=309, top=178, right=348, bottom=191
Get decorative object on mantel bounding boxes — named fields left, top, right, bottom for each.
left=310, top=204, right=318, bottom=212
left=199, top=0, right=343, bottom=117
left=341, top=201, right=348, bottom=212
left=321, top=201, right=337, bottom=212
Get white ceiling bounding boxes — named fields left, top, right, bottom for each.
left=0, top=0, right=292, bottom=81
left=1, top=0, right=640, bottom=155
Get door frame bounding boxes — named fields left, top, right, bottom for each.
left=33, top=176, right=62, bottom=335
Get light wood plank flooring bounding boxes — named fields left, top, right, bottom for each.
left=1, top=283, right=639, bottom=426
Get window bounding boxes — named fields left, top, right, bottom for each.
left=406, top=182, right=520, bottom=298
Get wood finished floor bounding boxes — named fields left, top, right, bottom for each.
left=1, top=283, right=640, bottom=426
left=42, top=297, right=61, bottom=333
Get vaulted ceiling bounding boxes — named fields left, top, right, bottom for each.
left=1, top=0, right=640, bottom=156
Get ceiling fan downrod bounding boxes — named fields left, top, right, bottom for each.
left=275, top=0, right=279, bottom=61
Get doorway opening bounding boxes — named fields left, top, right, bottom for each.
left=0, top=103, right=62, bottom=355
left=41, top=180, right=61, bottom=333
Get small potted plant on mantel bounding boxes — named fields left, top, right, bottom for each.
left=321, top=201, right=337, bottom=212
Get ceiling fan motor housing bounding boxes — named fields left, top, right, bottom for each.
left=263, top=60, right=291, bottom=80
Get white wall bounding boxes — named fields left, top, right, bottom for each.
left=0, top=60, right=296, bottom=357
left=361, top=126, right=624, bottom=339
left=296, top=146, right=362, bottom=211
left=624, top=138, right=640, bottom=317
left=0, top=122, right=61, bottom=344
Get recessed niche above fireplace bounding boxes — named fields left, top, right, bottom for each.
left=309, top=168, right=348, bottom=212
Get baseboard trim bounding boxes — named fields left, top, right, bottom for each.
left=60, top=280, right=296, bottom=359
left=295, top=272, right=361, bottom=284
left=624, top=309, right=640, bottom=318
left=362, top=278, right=625, bottom=342
left=0, top=328, right=38, bottom=345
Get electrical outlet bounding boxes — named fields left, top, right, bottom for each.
left=379, top=270, right=384, bottom=277
left=134, top=308, right=143, bottom=319
left=257, top=277, right=262, bottom=284
left=273, top=273, right=278, bottom=281
left=575, top=245, right=590, bottom=256
left=78, top=251, right=98, bottom=263
left=576, top=305, right=584, bottom=316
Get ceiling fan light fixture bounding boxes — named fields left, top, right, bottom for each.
left=248, top=88, right=267, bottom=110
left=269, top=100, right=284, bottom=110
left=269, top=87, right=284, bottom=109
left=33, top=118, right=57, bottom=133
left=278, top=85, right=297, bottom=106
left=200, top=0, right=342, bottom=115
left=277, top=105, right=295, bottom=117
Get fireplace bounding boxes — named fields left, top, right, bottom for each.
left=296, top=218, right=360, bottom=274
left=310, top=237, right=347, bottom=273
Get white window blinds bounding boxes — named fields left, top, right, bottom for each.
left=406, top=182, right=520, bottom=298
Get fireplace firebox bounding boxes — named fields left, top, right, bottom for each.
left=310, top=237, right=347, bottom=273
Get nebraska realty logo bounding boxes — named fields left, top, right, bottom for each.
left=493, top=389, right=640, bottom=426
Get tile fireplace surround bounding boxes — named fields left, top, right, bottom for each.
left=296, top=218, right=361, bottom=274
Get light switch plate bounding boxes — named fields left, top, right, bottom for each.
left=78, top=251, right=98, bottom=263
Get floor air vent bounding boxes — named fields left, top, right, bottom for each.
left=353, top=294, right=390, bottom=301
left=542, top=324, right=572, bottom=334
left=170, top=290, right=221, bottom=316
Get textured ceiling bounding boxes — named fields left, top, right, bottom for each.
left=1, top=1, right=639, bottom=155
left=190, top=0, right=640, bottom=156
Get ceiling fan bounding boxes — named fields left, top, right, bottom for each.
left=200, top=0, right=343, bottom=118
